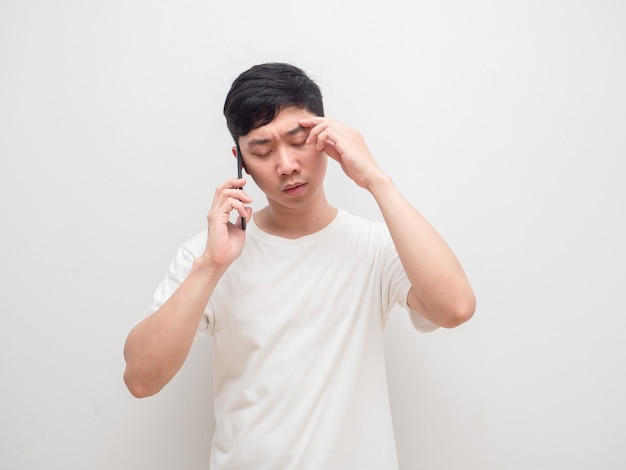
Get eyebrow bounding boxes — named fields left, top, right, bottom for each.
left=285, top=125, right=307, bottom=137
left=247, top=125, right=308, bottom=148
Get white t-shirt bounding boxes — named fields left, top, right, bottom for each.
left=149, top=210, right=437, bottom=469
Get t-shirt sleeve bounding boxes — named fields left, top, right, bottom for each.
left=396, top=278, right=439, bottom=333
left=379, top=225, right=439, bottom=333
left=143, top=233, right=214, bottom=340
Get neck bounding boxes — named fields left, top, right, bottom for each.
left=255, top=193, right=338, bottom=239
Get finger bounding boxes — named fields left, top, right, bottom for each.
left=230, top=177, right=247, bottom=190
left=314, top=126, right=345, bottom=151
left=210, top=190, right=251, bottom=227
left=323, top=141, right=342, bottom=161
left=216, top=178, right=247, bottom=193
left=215, top=184, right=252, bottom=204
left=222, top=196, right=249, bottom=220
left=298, top=116, right=325, bottom=128
left=231, top=188, right=253, bottom=203
left=303, top=120, right=332, bottom=145
left=238, top=206, right=253, bottom=229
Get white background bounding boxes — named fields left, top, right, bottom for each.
left=2, top=0, right=625, bottom=468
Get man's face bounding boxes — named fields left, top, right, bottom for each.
left=237, top=106, right=328, bottom=211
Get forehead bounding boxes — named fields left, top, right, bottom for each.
left=243, top=106, right=314, bottom=142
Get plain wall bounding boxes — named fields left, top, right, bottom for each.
left=1, top=0, right=625, bottom=468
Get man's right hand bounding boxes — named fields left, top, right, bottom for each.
left=202, top=177, right=253, bottom=269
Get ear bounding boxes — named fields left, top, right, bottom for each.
left=232, top=145, right=249, bottom=174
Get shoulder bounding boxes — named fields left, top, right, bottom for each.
left=332, top=210, right=392, bottom=252
left=176, top=229, right=207, bottom=259
left=335, top=209, right=388, bottom=237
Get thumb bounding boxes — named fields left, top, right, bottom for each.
left=323, top=142, right=341, bottom=162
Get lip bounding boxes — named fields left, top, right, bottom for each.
left=283, top=182, right=306, bottom=195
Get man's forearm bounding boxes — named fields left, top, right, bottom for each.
left=123, top=257, right=223, bottom=397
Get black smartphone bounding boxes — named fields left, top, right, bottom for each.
left=236, top=144, right=246, bottom=230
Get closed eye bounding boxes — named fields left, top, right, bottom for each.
left=291, top=130, right=311, bottom=148
left=286, top=125, right=310, bottom=145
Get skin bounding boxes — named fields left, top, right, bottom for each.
left=123, top=106, right=475, bottom=398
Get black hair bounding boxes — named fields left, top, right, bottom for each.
left=223, top=63, right=324, bottom=142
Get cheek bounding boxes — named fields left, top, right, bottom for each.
left=312, top=153, right=328, bottom=178
left=245, top=166, right=272, bottom=190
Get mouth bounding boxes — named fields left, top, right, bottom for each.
left=283, top=182, right=306, bottom=196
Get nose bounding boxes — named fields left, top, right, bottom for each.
left=275, top=146, right=300, bottom=176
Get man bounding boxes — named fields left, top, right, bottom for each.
left=124, top=63, right=475, bottom=469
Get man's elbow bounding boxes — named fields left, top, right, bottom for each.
left=124, top=373, right=149, bottom=399
left=439, top=292, right=476, bottom=328
left=124, top=368, right=161, bottom=399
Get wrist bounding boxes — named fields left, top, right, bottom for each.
left=364, top=171, right=393, bottom=194
left=192, top=254, right=228, bottom=280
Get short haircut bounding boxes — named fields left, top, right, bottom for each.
left=223, top=63, right=324, bottom=142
